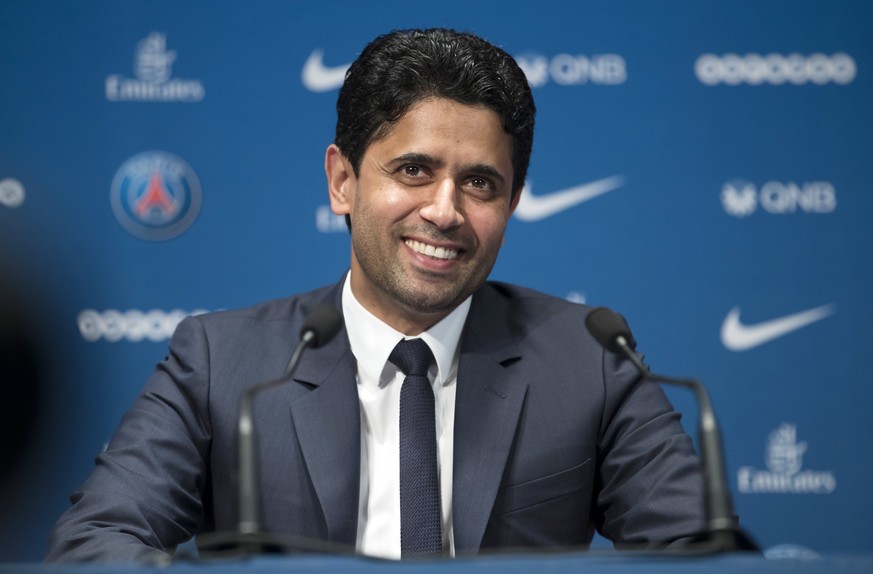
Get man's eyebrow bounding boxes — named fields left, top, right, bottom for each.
left=388, top=152, right=444, bottom=168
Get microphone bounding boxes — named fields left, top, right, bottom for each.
left=585, top=307, right=759, bottom=553
left=198, top=303, right=344, bottom=558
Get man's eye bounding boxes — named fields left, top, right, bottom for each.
left=466, top=177, right=497, bottom=197
left=403, top=165, right=422, bottom=177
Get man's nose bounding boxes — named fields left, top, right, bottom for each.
left=419, top=179, right=464, bottom=230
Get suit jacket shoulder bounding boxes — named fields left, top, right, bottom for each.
left=459, top=281, right=705, bottom=551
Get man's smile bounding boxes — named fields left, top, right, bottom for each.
left=404, top=238, right=460, bottom=261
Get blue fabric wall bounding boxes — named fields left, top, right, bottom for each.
left=0, top=0, right=870, bottom=560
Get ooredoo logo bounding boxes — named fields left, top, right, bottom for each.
left=110, top=151, right=202, bottom=241
left=78, top=308, right=208, bottom=342
left=696, top=53, right=856, bottom=86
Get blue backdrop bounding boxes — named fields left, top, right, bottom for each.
left=1, top=0, right=871, bottom=561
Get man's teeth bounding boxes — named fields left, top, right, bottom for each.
left=405, top=239, right=459, bottom=260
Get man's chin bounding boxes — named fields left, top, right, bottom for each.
left=396, top=288, right=468, bottom=317
left=403, top=298, right=461, bottom=317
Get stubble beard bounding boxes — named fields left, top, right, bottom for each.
left=351, top=217, right=497, bottom=318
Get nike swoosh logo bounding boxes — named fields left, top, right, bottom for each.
left=301, top=49, right=350, bottom=92
left=513, top=176, right=624, bottom=221
left=720, top=304, right=835, bottom=351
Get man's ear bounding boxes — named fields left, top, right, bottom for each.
left=325, top=144, right=354, bottom=216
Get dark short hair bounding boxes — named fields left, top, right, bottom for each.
left=334, top=28, right=535, bottom=197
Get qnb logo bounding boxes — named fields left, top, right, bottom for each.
left=78, top=308, right=208, bottom=342
left=737, top=423, right=836, bottom=494
left=721, top=180, right=836, bottom=217
left=106, top=32, right=205, bottom=102
left=516, top=53, right=627, bottom=88
left=696, top=53, right=856, bottom=86
left=111, top=151, right=202, bottom=240
left=0, top=178, right=25, bottom=208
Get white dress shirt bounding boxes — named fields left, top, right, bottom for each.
left=342, top=275, right=470, bottom=559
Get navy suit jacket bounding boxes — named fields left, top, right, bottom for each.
left=47, top=280, right=704, bottom=562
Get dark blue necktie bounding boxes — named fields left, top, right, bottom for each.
left=390, top=338, right=443, bottom=558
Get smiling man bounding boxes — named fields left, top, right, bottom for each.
left=47, top=29, right=705, bottom=562
left=326, top=96, right=517, bottom=334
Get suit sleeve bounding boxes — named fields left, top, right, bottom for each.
left=592, top=346, right=706, bottom=547
left=46, top=316, right=214, bottom=562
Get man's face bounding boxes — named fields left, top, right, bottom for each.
left=326, top=97, right=519, bottom=334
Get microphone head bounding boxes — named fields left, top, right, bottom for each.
left=300, top=304, right=344, bottom=348
left=585, top=306, right=637, bottom=352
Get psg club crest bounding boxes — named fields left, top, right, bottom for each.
left=110, top=151, right=202, bottom=240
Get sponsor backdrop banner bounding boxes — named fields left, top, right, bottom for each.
left=1, top=0, right=870, bottom=561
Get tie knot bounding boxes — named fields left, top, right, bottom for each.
left=389, top=338, right=434, bottom=377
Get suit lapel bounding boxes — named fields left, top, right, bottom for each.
left=288, top=345, right=359, bottom=545
left=286, top=286, right=361, bottom=546
left=452, top=287, right=528, bottom=554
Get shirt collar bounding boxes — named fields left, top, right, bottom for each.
left=341, top=272, right=471, bottom=387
